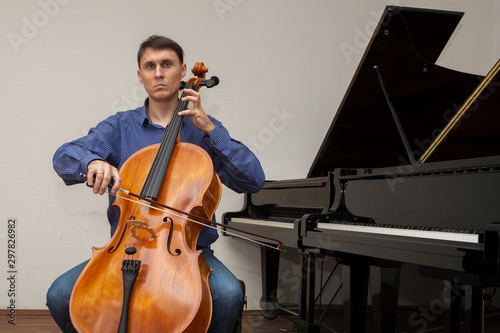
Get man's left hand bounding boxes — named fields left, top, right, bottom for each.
left=178, top=88, right=215, bottom=136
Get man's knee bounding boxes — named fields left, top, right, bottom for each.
left=223, top=279, right=244, bottom=307
left=46, top=280, right=63, bottom=310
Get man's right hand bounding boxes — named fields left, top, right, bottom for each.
left=86, top=160, right=122, bottom=195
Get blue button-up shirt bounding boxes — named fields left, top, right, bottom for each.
left=53, top=99, right=265, bottom=247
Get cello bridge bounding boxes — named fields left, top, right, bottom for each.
left=126, top=219, right=159, bottom=238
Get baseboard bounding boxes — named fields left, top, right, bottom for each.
left=0, top=309, right=51, bottom=316
left=0, top=308, right=268, bottom=316
left=4, top=307, right=498, bottom=317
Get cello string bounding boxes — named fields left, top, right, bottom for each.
left=124, top=196, right=144, bottom=260
left=113, top=191, right=284, bottom=252
left=146, top=92, right=187, bottom=197
left=158, top=96, right=184, bottom=187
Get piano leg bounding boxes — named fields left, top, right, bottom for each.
left=471, top=286, right=485, bottom=333
left=371, top=266, right=401, bottom=333
left=446, top=282, right=488, bottom=333
left=448, top=280, right=465, bottom=333
left=260, top=246, right=280, bottom=320
left=341, top=258, right=370, bottom=333
left=293, top=250, right=321, bottom=333
left=448, top=284, right=489, bottom=333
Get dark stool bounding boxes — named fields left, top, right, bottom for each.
left=232, top=280, right=247, bottom=333
left=419, top=266, right=500, bottom=333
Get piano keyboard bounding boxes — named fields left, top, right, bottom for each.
left=228, top=218, right=481, bottom=243
left=228, top=217, right=295, bottom=229
left=317, top=222, right=480, bottom=243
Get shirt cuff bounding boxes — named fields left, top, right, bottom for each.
left=204, top=123, right=232, bottom=153
left=80, top=154, right=105, bottom=174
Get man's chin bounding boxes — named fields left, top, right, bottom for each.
left=149, top=94, right=177, bottom=103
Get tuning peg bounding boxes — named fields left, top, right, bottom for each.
left=200, top=76, right=220, bottom=88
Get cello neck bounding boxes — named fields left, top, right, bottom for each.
left=140, top=82, right=195, bottom=199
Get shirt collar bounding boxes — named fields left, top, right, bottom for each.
left=139, top=98, right=153, bottom=126
left=139, top=97, right=177, bottom=130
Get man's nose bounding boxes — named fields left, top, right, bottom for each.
left=154, top=66, right=163, bottom=78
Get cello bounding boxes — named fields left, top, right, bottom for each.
left=69, top=63, right=223, bottom=332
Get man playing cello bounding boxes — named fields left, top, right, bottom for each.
left=47, top=35, right=265, bottom=333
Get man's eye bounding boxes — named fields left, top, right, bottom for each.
left=146, top=64, right=155, bottom=69
left=162, top=63, right=171, bottom=68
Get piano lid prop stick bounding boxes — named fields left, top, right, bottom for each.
left=374, top=65, right=416, bottom=165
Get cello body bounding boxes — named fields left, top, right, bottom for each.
left=69, top=140, right=222, bottom=332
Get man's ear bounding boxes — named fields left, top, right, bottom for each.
left=181, top=63, right=187, bottom=79
left=137, top=69, right=144, bottom=84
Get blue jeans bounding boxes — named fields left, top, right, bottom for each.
left=46, top=247, right=243, bottom=333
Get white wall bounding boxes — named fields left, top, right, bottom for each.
left=0, top=0, right=499, bottom=314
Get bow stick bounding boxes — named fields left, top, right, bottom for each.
left=80, top=173, right=285, bottom=251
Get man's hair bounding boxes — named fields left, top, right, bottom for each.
left=137, top=35, right=184, bottom=68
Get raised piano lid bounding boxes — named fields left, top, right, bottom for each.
left=308, top=6, right=498, bottom=178
left=421, top=59, right=500, bottom=163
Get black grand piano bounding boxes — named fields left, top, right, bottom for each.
left=223, top=6, right=500, bottom=333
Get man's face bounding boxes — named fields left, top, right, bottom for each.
left=137, top=48, right=187, bottom=103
